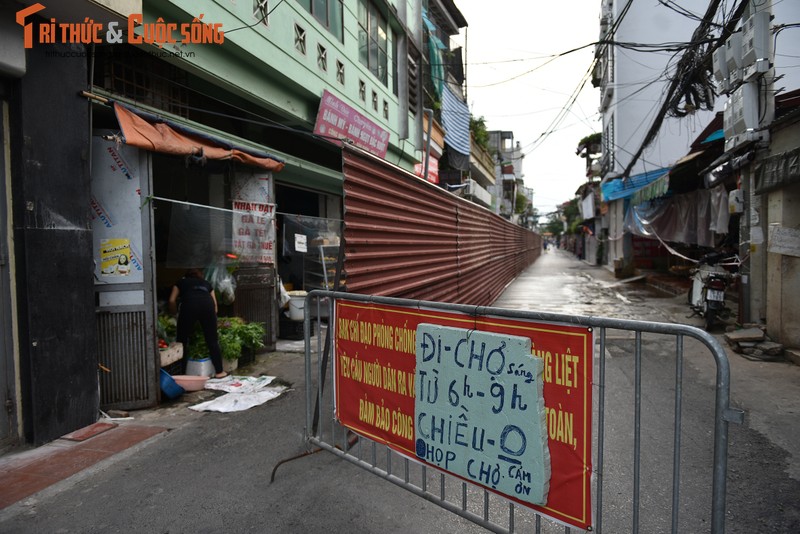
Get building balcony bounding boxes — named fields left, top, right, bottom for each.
left=469, top=136, right=497, bottom=189
left=423, top=114, right=446, bottom=158
left=465, top=178, right=494, bottom=208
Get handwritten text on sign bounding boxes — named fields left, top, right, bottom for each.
left=231, top=201, right=275, bottom=263
left=332, top=300, right=593, bottom=530
left=415, top=324, right=551, bottom=505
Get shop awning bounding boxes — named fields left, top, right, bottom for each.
left=674, top=150, right=705, bottom=166
left=701, top=129, right=724, bottom=144
left=113, top=103, right=285, bottom=172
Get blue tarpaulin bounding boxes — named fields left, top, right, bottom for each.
left=423, top=8, right=447, bottom=98
left=702, top=129, right=724, bottom=144
left=601, top=167, right=670, bottom=202
left=441, top=84, right=471, bottom=158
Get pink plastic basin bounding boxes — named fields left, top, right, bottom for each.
left=171, top=375, right=208, bottom=392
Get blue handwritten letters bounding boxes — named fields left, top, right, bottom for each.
left=415, top=324, right=551, bottom=505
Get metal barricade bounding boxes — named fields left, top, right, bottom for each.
left=303, top=291, right=743, bottom=534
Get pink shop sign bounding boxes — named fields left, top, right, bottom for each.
left=314, top=90, right=389, bottom=158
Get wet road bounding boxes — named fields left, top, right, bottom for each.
left=1, top=249, right=796, bottom=533
left=494, top=250, right=800, bottom=533
left=493, top=248, right=685, bottom=323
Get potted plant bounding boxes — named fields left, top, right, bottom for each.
left=156, top=314, right=183, bottom=367
left=188, top=316, right=266, bottom=372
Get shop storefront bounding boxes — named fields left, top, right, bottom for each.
left=91, top=99, right=343, bottom=410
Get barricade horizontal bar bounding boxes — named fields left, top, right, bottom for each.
left=308, top=437, right=508, bottom=534
left=303, top=291, right=737, bottom=533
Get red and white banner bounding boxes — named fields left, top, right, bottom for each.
left=314, top=90, right=389, bottom=158
left=333, top=299, right=594, bottom=530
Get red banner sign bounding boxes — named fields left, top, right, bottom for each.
left=314, top=90, right=389, bottom=158
left=334, top=299, right=594, bottom=530
left=414, top=156, right=439, bottom=184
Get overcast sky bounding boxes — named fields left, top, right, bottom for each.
left=450, top=0, right=601, bottom=219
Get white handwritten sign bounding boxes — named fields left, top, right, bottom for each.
left=231, top=201, right=275, bottom=263
left=415, top=324, right=550, bottom=505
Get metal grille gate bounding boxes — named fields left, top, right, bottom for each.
left=303, top=291, right=742, bottom=533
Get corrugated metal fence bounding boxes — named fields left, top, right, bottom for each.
left=342, top=147, right=540, bottom=304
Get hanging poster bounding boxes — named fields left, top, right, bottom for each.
left=232, top=171, right=273, bottom=204
left=415, top=324, right=550, bottom=506
left=99, top=238, right=132, bottom=276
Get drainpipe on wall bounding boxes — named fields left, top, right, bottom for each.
left=423, top=108, right=433, bottom=181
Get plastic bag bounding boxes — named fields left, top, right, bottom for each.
left=206, top=264, right=237, bottom=305
left=277, top=276, right=291, bottom=309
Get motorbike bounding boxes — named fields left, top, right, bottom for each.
left=688, top=251, right=737, bottom=331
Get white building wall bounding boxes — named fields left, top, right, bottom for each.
left=601, top=0, right=716, bottom=179
left=607, top=200, right=625, bottom=270
left=601, top=0, right=800, bottom=180
left=759, top=1, right=800, bottom=91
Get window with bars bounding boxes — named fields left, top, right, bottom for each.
left=253, top=0, right=269, bottom=27
left=336, top=60, right=345, bottom=85
left=602, top=117, right=615, bottom=175
left=391, top=31, right=398, bottom=97
left=317, top=44, right=327, bottom=72
left=101, top=48, right=189, bottom=117
left=407, top=52, right=419, bottom=116
left=294, top=23, right=306, bottom=54
left=296, top=0, right=343, bottom=42
left=357, top=0, right=388, bottom=86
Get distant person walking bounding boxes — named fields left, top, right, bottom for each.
left=169, top=268, right=227, bottom=378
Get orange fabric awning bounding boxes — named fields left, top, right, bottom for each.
left=113, top=103, right=284, bottom=172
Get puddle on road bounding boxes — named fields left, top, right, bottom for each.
left=511, top=270, right=690, bottom=323
left=555, top=277, right=680, bottom=321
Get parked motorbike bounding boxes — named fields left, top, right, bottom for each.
left=688, top=251, right=736, bottom=331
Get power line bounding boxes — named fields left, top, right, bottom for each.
left=518, top=0, right=636, bottom=158
left=621, top=0, right=749, bottom=179
left=452, top=36, right=722, bottom=89
left=225, top=0, right=286, bottom=34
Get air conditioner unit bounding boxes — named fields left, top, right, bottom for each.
left=599, top=15, right=610, bottom=38
left=712, top=47, right=730, bottom=93
left=742, top=10, right=770, bottom=67
left=731, top=82, right=759, bottom=134
left=722, top=97, right=735, bottom=139
left=726, top=33, right=743, bottom=87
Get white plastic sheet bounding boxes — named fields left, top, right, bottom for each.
left=189, top=375, right=288, bottom=412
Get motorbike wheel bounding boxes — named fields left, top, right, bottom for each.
left=705, top=308, right=717, bottom=331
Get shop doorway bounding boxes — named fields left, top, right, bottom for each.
left=151, top=154, right=279, bottom=359
left=275, top=184, right=321, bottom=292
